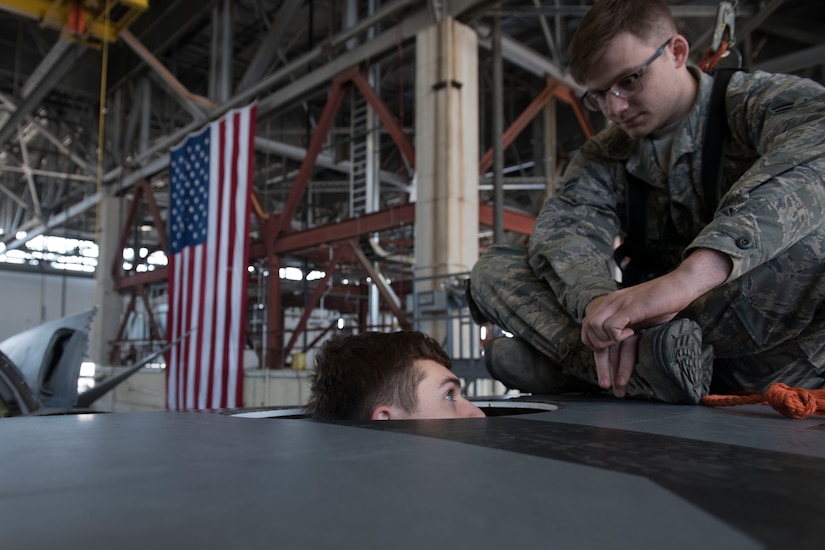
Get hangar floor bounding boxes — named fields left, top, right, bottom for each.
left=2, top=394, right=823, bottom=549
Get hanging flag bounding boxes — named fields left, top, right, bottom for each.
left=166, top=104, right=256, bottom=410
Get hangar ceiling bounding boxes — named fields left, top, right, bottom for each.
left=0, top=0, right=823, bottom=274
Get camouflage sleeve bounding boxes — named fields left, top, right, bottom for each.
left=686, top=70, right=825, bottom=280
left=527, top=135, right=622, bottom=323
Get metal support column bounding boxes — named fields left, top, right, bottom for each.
left=492, top=16, right=504, bottom=244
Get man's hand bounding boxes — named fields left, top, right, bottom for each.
left=584, top=277, right=685, bottom=395
left=582, top=248, right=732, bottom=395
left=591, top=335, right=639, bottom=397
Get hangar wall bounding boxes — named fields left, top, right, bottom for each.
left=0, top=269, right=94, bottom=342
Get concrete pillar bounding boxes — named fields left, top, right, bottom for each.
left=89, top=195, right=123, bottom=365
left=414, top=17, right=479, bottom=345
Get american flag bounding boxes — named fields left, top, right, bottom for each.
left=166, top=105, right=256, bottom=410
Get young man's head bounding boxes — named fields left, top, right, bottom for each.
left=306, top=331, right=485, bottom=421
left=570, top=0, right=697, bottom=138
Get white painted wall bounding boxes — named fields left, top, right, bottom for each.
left=90, top=367, right=314, bottom=412
left=0, top=269, right=95, bottom=342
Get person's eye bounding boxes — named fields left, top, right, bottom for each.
left=445, top=390, right=455, bottom=401
left=616, top=74, right=638, bottom=91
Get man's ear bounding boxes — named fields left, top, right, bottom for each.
left=371, top=406, right=392, bottom=420
left=670, top=34, right=690, bottom=68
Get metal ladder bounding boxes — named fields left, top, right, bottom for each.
left=349, top=92, right=369, bottom=217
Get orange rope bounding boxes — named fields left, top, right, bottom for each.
left=701, top=383, right=825, bottom=419
left=699, top=41, right=730, bottom=73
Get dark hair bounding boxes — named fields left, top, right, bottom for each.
left=306, top=331, right=452, bottom=421
left=569, top=0, right=677, bottom=83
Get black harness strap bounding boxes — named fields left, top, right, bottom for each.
left=615, top=174, right=653, bottom=286
left=701, top=68, right=738, bottom=219
left=625, top=173, right=647, bottom=246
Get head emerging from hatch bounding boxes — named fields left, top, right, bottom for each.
left=306, top=331, right=485, bottom=421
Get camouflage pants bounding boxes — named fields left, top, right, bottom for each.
left=470, top=227, right=825, bottom=393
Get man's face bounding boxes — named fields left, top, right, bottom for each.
left=583, top=32, right=681, bottom=139
left=388, top=359, right=486, bottom=420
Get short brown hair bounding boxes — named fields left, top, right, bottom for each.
left=306, top=331, right=452, bottom=421
left=569, top=0, right=677, bottom=83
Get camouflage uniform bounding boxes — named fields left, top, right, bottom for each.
left=470, top=69, right=825, bottom=392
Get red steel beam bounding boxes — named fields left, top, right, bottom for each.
left=267, top=253, right=284, bottom=369
left=280, top=245, right=345, bottom=363
left=111, top=179, right=169, bottom=279
left=478, top=78, right=595, bottom=177
left=271, top=68, right=355, bottom=237
left=113, top=201, right=537, bottom=291
left=553, top=85, right=595, bottom=139
left=114, top=204, right=417, bottom=290
left=109, top=292, right=138, bottom=363
left=350, top=68, right=416, bottom=169
left=112, top=183, right=144, bottom=279
left=479, top=78, right=558, bottom=175
left=115, top=268, right=167, bottom=290
left=479, top=203, right=535, bottom=235
left=141, top=180, right=170, bottom=254
left=270, top=203, right=415, bottom=254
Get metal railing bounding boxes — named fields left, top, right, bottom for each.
left=406, top=271, right=491, bottom=392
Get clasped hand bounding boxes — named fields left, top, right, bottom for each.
left=580, top=248, right=732, bottom=397
left=581, top=276, right=685, bottom=397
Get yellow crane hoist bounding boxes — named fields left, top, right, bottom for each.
left=0, top=0, right=147, bottom=45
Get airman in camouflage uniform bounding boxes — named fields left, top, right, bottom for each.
left=469, top=0, right=825, bottom=401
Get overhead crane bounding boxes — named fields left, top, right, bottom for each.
left=0, top=0, right=147, bottom=44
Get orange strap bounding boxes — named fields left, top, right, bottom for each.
left=701, top=383, right=825, bottom=419
left=699, top=41, right=730, bottom=73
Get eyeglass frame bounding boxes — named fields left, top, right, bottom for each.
left=579, top=37, right=674, bottom=112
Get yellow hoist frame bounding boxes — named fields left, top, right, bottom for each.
left=0, top=0, right=148, bottom=45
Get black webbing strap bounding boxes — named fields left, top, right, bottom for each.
left=625, top=174, right=647, bottom=246
left=701, top=68, right=738, bottom=220
left=615, top=174, right=652, bottom=286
